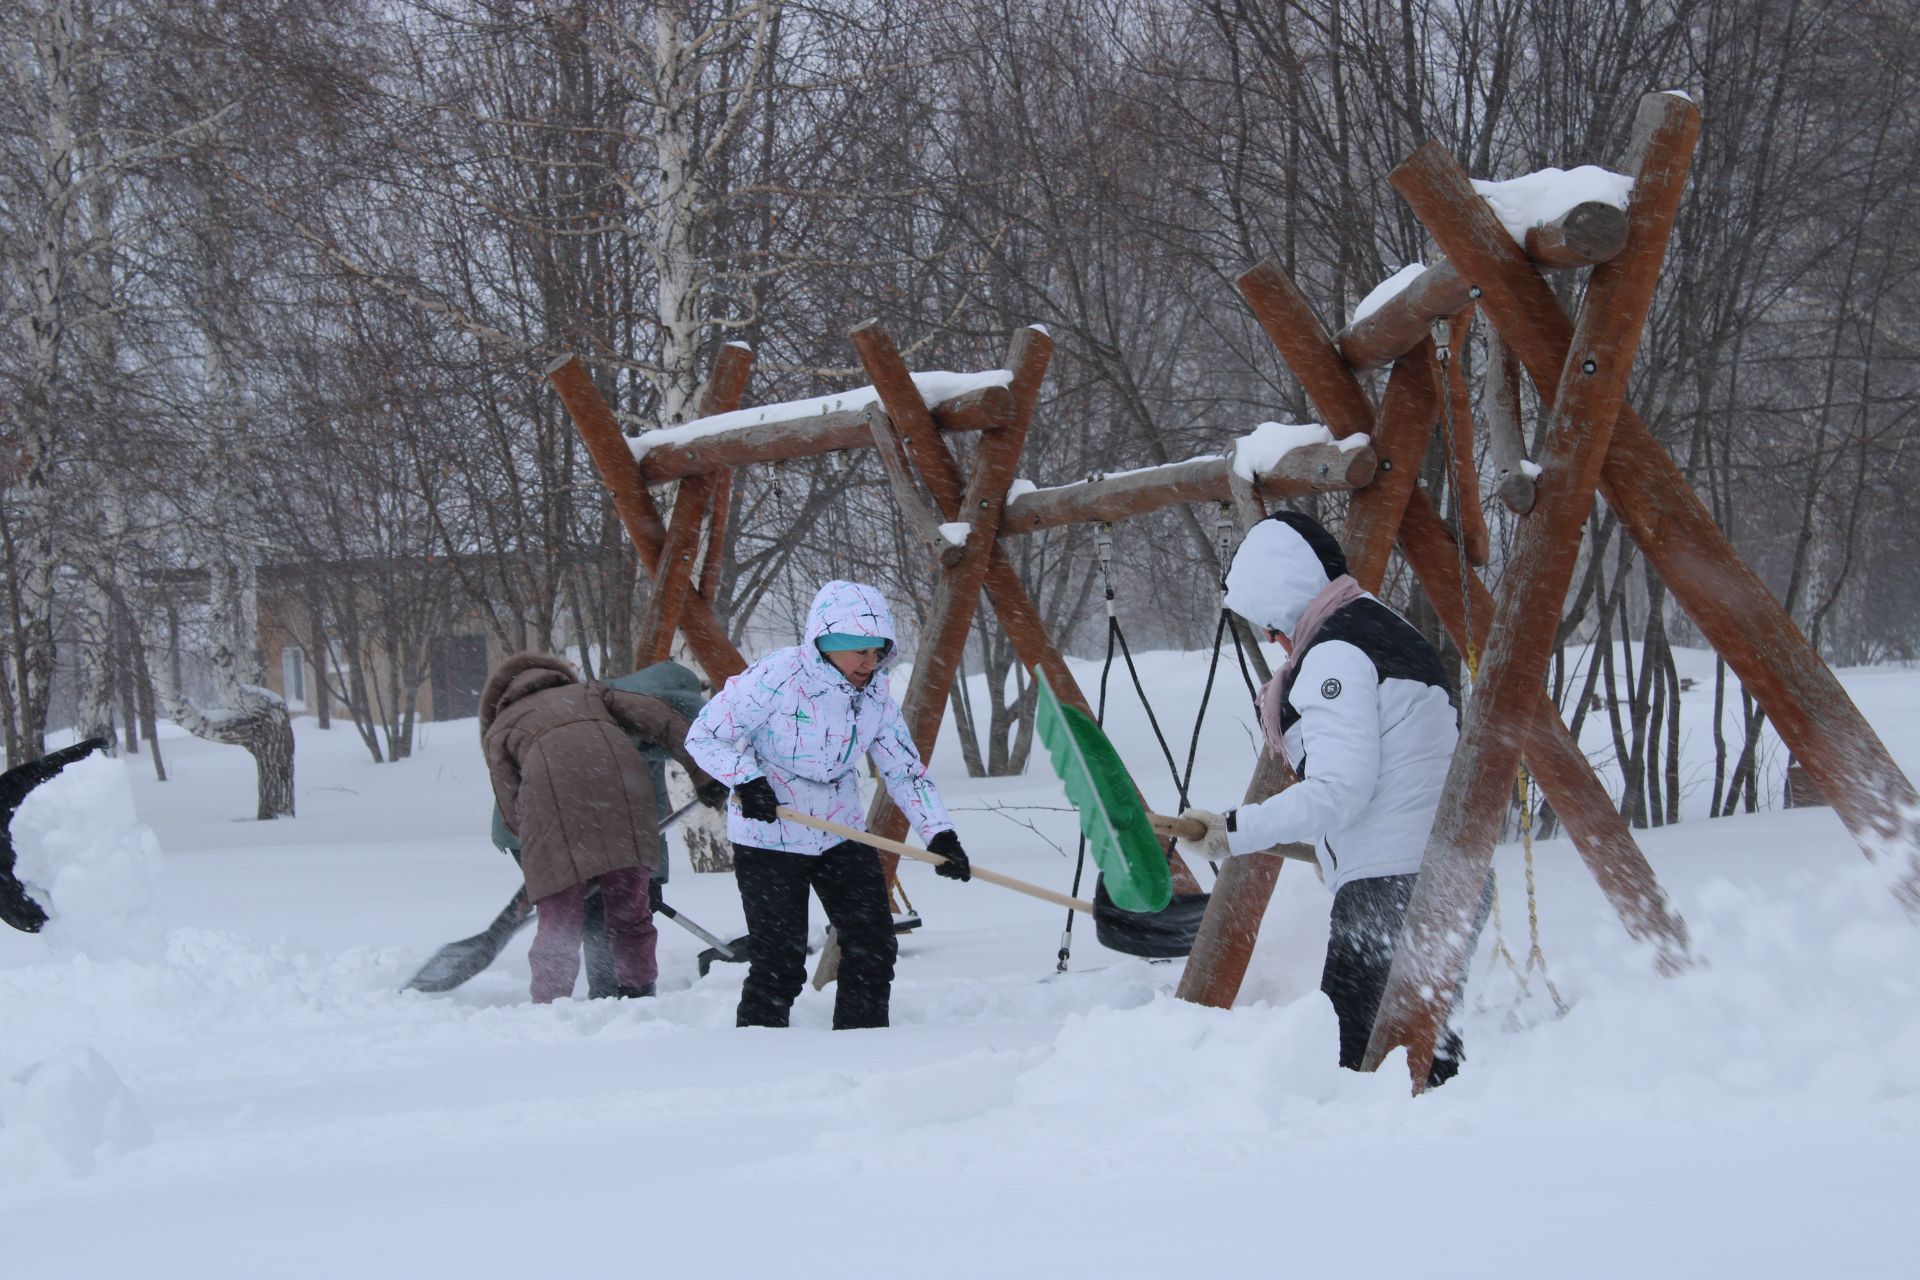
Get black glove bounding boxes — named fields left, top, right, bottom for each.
left=696, top=779, right=730, bottom=812
left=927, top=830, right=970, bottom=882
left=735, top=776, right=779, bottom=823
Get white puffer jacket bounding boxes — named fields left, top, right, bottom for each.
left=1221, top=517, right=1458, bottom=893
left=684, top=581, right=952, bottom=855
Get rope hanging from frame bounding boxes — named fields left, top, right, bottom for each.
left=1434, top=326, right=1567, bottom=1020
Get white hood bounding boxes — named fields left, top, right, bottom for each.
left=1223, top=518, right=1335, bottom=635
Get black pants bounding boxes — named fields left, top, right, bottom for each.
left=1321, top=873, right=1483, bottom=1090
left=733, top=840, right=898, bottom=1030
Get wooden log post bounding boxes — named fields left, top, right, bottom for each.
left=1525, top=200, right=1632, bottom=269
left=1335, top=201, right=1630, bottom=370
left=866, top=406, right=968, bottom=568
left=1364, top=92, right=1704, bottom=1087
left=1443, top=308, right=1490, bottom=566
left=1225, top=253, right=1690, bottom=1000
left=634, top=344, right=755, bottom=666
left=634, top=469, right=719, bottom=668
left=1484, top=329, right=1536, bottom=514
left=697, top=468, right=732, bottom=599
left=1396, top=488, right=1691, bottom=973
left=546, top=355, right=748, bottom=684
left=1393, top=126, right=1920, bottom=916
left=1342, top=340, right=1442, bottom=576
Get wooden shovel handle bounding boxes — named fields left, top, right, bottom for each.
left=1147, top=811, right=1210, bottom=842
left=775, top=807, right=1095, bottom=915
left=1148, top=810, right=1318, bottom=864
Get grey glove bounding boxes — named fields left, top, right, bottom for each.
left=1174, top=808, right=1234, bottom=864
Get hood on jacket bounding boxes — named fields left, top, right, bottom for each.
left=605, top=659, right=706, bottom=723
left=802, top=581, right=899, bottom=672
left=479, top=652, right=578, bottom=736
left=1223, top=512, right=1349, bottom=636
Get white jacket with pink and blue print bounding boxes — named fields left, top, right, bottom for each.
left=684, top=581, right=953, bottom=855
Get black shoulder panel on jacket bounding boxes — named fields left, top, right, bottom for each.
left=1273, top=599, right=1453, bottom=734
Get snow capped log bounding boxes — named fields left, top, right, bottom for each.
left=999, top=435, right=1375, bottom=535
left=1336, top=200, right=1630, bottom=370
left=630, top=375, right=1013, bottom=483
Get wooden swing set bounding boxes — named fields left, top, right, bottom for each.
left=550, top=89, right=1920, bottom=1091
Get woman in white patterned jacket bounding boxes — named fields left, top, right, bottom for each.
left=685, top=580, right=970, bottom=1030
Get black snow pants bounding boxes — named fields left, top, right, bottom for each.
left=733, top=839, right=897, bottom=1030
left=1321, top=871, right=1486, bottom=1090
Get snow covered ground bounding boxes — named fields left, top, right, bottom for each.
left=4, top=646, right=1917, bottom=1277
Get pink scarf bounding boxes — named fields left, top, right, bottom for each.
left=1257, top=574, right=1366, bottom=754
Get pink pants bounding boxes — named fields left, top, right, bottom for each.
left=528, top=866, right=657, bottom=1003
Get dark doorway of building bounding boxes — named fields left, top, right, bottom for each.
left=430, top=634, right=489, bottom=721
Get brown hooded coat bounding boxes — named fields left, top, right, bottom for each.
left=480, top=653, right=716, bottom=903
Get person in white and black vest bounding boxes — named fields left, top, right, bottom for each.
left=1175, top=512, right=1482, bottom=1089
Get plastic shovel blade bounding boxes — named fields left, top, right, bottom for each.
left=1032, top=670, right=1172, bottom=914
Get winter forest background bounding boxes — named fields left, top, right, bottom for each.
left=6, top=0, right=1917, bottom=828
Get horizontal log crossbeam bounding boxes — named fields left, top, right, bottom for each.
left=999, top=443, right=1374, bottom=535
left=1336, top=200, right=1629, bottom=370
left=633, top=384, right=1012, bottom=483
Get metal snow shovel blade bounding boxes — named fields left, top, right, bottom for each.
left=647, top=878, right=751, bottom=976
left=1032, top=669, right=1189, bottom=915
left=405, top=888, right=534, bottom=993
left=405, top=797, right=704, bottom=994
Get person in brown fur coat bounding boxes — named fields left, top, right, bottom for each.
left=481, top=652, right=726, bottom=1002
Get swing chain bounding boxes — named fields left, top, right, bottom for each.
left=1214, top=502, right=1235, bottom=600
left=1097, top=521, right=1117, bottom=620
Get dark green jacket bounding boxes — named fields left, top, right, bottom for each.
left=490, top=660, right=705, bottom=884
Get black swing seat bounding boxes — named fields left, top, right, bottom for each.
left=1092, top=876, right=1209, bottom=958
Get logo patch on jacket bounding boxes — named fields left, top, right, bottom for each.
left=1320, top=678, right=1342, bottom=700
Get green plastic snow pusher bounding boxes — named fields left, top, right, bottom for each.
left=1033, top=669, right=1194, bottom=915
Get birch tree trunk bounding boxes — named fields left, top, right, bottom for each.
left=148, top=235, right=294, bottom=820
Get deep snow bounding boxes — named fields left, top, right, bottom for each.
left=3, top=646, right=1916, bottom=1277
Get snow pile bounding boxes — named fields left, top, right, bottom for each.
left=937, top=522, right=970, bottom=547
left=12, top=755, right=164, bottom=960
left=1232, top=421, right=1369, bottom=480
left=1351, top=262, right=1426, bottom=325
left=3, top=658, right=1919, bottom=1272
left=1473, top=165, right=1634, bottom=243
left=0, top=1046, right=153, bottom=1178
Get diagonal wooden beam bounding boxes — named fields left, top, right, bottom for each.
left=635, top=344, right=755, bottom=667
left=1365, top=92, right=1704, bottom=1086
left=547, top=355, right=747, bottom=684
left=1395, top=487, right=1690, bottom=975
